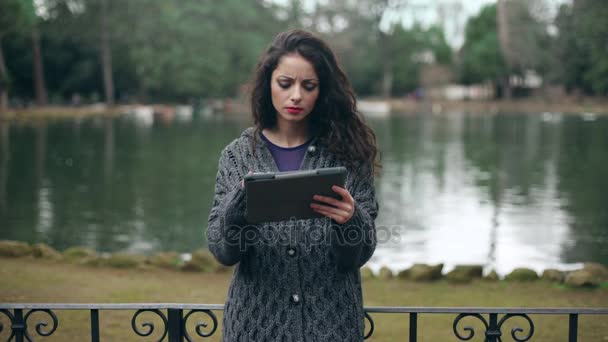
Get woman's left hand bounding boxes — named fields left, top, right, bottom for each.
left=310, top=185, right=355, bottom=224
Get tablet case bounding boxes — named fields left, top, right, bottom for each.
left=244, top=167, right=347, bottom=223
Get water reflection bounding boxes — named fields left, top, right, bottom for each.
left=367, top=112, right=607, bottom=274
left=0, top=112, right=606, bottom=274
left=0, top=123, right=9, bottom=213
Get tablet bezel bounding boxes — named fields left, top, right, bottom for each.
left=244, top=167, right=347, bottom=223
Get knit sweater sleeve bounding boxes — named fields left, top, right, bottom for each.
left=332, top=162, right=379, bottom=271
left=206, top=146, right=248, bottom=266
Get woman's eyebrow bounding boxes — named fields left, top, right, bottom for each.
left=277, top=75, right=318, bottom=82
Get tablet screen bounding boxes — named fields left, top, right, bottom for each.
left=244, top=167, right=347, bottom=223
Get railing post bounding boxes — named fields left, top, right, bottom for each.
left=13, top=309, right=25, bottom=342
left=409, top=313, right=417, bottom=342
left=168, top=308, right=183, bottom=342
left=486, top=313, right=500, bottom=342
left=91, top=309, right=100, bottom=342
left=569, top=314, right=578, bottom=342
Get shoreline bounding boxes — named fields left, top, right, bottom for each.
left=0, top=97, right=607, bottom=122
left=1, top=240, right=606, bottom=287
left=1, top=256, right=607, bottom=341
left=387, top=98, right=608, bottom=115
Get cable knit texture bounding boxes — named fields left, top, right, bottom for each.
left=206, top=127, right=379, bottom=342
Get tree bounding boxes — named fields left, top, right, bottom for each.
left=460, top=1, right=548, bottom=98
left=0, top=0, right=34, bottom=112
left=306, top=0, right=452, bottom=97
left=388, top=23, right=453, bottom=96
left=498, top=0, right=550, bottom=98
left=553, top=0, right=608, bottom=95
left=497, top=0, right=513, bottom=98
left=126, top=0, right=281, bottom=101
left=98, top=0, right=114, bottom=105
left=25, top=0, right=49, bottom=106
left=459, top=4, right=506, bottom=88
left=321, top=0, right=409, bottom=98
left=32, top=24, right=48, bottom=105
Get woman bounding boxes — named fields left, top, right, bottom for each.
left=206, top=29, right=380, bottom=342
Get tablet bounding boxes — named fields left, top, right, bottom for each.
left=244, top=166, right=347, bottom=223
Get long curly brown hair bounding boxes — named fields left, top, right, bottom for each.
left=249, top=29, right=381, bottom=173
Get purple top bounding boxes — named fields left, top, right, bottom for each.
left=261, top=132, right=313, bottom=172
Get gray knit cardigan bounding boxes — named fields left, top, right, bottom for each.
left=206, top=126, right=379, bottom=342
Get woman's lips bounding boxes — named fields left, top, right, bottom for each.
left=286, top=107, right=303, bottom=114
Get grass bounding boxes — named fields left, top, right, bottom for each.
left=1, top=257, right=607, bottom=341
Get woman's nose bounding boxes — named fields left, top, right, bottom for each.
left=290, top=86, right=302, bottom=102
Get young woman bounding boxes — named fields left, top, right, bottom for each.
left=206, top=29, right=380, bottom=342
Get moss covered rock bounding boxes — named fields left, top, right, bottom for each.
left=541, top=269, right=565, bottom=283
left=181, top=250, right=227, bottom=273
left=378, top=266, right=393, bottom=279
left=360, top=267, right=374, bottom=280
left=106, top=253, right=145, bottom=269
left=446, top=265, right=483, bottom=284
left=397, top=268, right=411, bottom=279
left=505, top=268, right=538, bottom=282
left=32, top=243, right=62, bottom=260
left=564, top=264, right=608, bottom=288
left=0, top=240, right=33, bottom=257
left=565, top=270, right=598, bottom=287
left=483, top=270, right=500, bottom=281
left=82, top=257, right=104, bottom=267
left=148, top=252, right=182, bottom=270
left=581, top=263, right=608, bottom=282
left=408, top=263, right=443, bottom=282
left=63, top=247, right=97, bottom=263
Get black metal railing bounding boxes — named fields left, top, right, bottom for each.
left=0, top=304, right=606, bottom=341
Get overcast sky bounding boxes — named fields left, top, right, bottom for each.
left=270, top=0, right=571, bottom=47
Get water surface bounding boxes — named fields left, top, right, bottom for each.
left=1, top=111, right=606, bottom=274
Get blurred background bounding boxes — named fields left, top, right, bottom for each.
left=0, top=0, right=606, bottom=275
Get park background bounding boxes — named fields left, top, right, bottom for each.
left=0, top=0, right=607, bottom=340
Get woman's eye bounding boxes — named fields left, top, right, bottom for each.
left=304, top=84, right=317, bottom=91
left=278, top=82, right=291, bottom=89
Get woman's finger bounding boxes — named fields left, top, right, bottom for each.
left=312, top=195, right=352, bottom=211
left=313, top=207, right=349, bottom=224
left=312, top=207, right=338, bottom=220
left=331, top=185, right=354, bottom=203
left=311, top=203, right=351, bottom=218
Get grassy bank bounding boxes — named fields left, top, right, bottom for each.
left=389, top=98, right=608, bottom=115
left=1, top=105, right=125, bottom=121
left=1, top=97, right=607, bottom=122
left=1, top=257, right=607, bottom=341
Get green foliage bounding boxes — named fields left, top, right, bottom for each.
left=459, top=4, right=506, bottom=85
left=335, top=21, right=453, bottom=96
left=553, top=0, right=608, bottom=95
left=459, top=0, right=550, bottom=91
left=127, top=0, right=280, bottom=100
left=3, top=0, right=460, bottom=101
left=0, top=0, right=36, bottom=90
left=0, top=0, right=35, bottom=37
left=2, top=0, right=606, bottom=102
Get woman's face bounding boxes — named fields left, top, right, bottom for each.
left=270, top=53, right=320, bottom=126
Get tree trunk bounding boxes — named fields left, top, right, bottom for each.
left=381, top=63, right=393, bottom=99
left=0, top=122, right=9, bottom=213
left=32, top=26, right=48, bottom=106
left=379, top=32, right=393, bottom=99
left=100, top=0, right=115, bottom=106
left=0, top=38, right=8, bottom=114
left=497, top=0, right=512, bottom=99
left=502, top=75, right=512, bottom=100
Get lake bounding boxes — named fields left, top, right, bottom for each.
left=1, top=110, right=606, bottom=275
